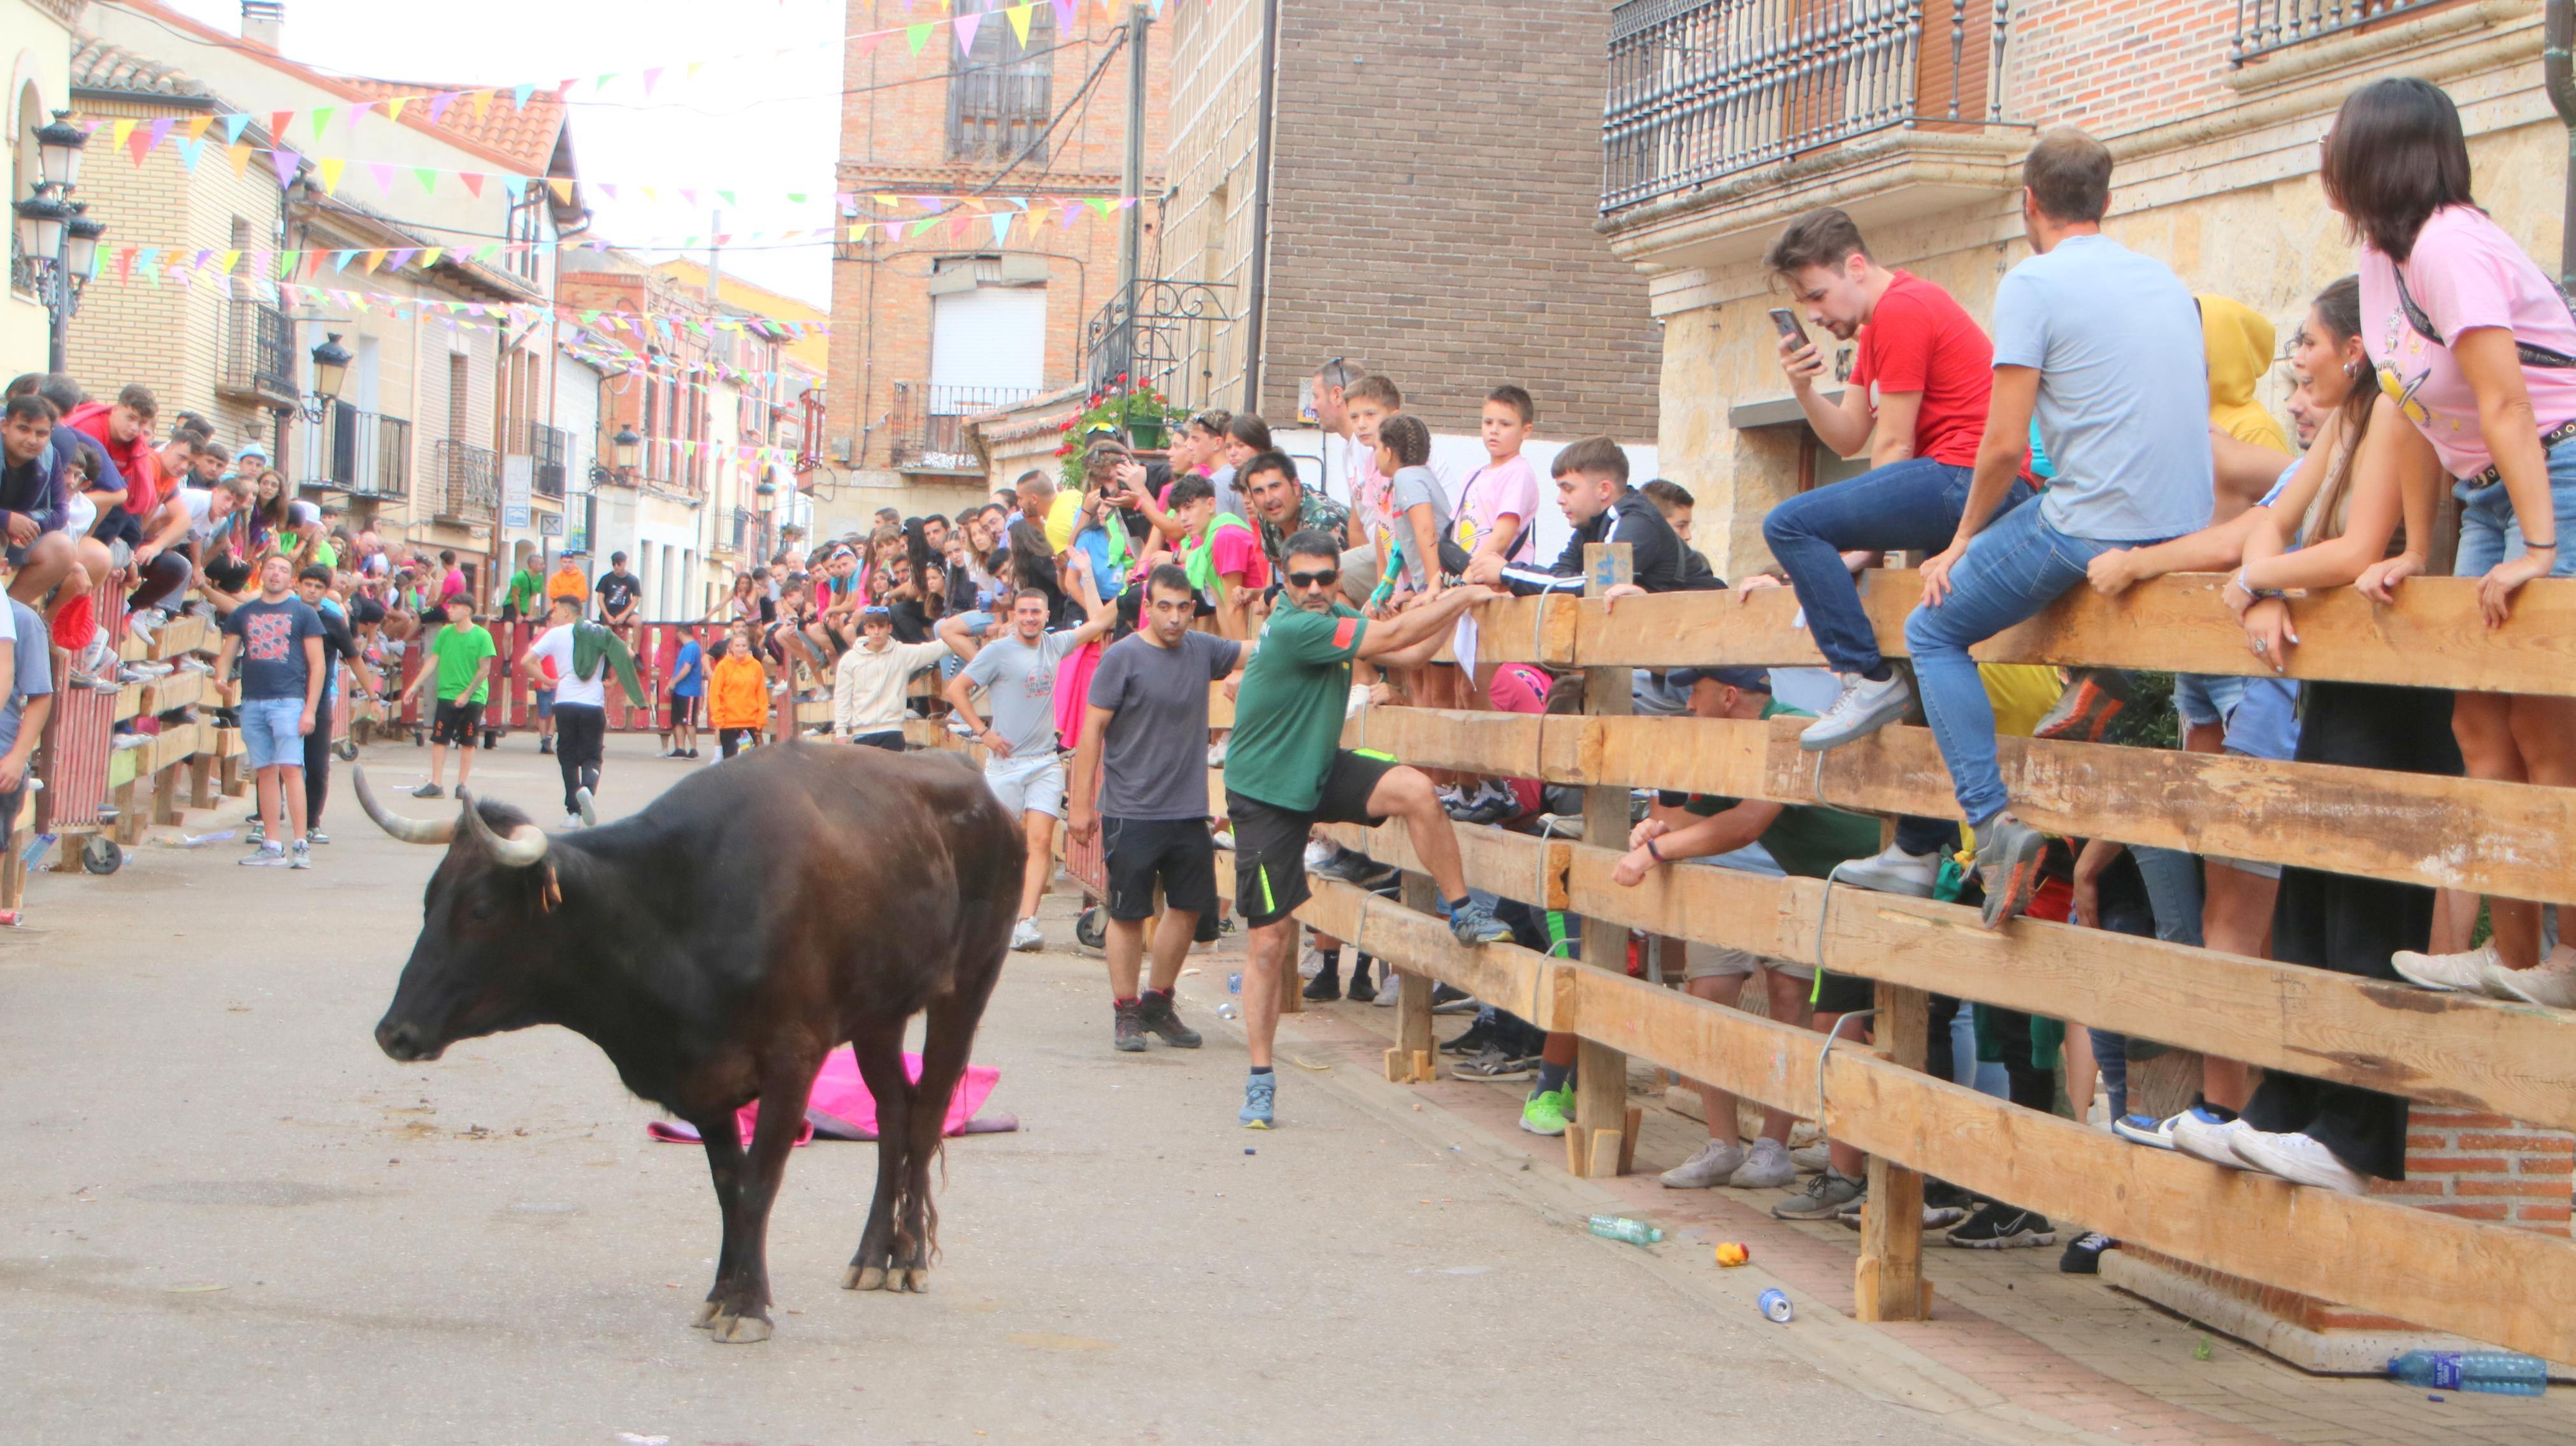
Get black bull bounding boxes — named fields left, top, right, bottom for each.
left=356, top=742, right=1021, bottom=1343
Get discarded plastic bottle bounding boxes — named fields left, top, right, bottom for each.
left=1227, top=972, right=1242, bottom=995
left=2385, top=1350, right=2548, bottom=1396
left=1586, top=1214, right=1662, bottom=1247
left=1215, top=1002, right=1239, bottom=1020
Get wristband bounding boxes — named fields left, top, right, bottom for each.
left=2526, top=537, right=2558, bottom=551
left=1645, top=837, right=1666, bottom=864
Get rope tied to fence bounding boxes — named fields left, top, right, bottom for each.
left=1814, top=1006, right=1876, bottom=1133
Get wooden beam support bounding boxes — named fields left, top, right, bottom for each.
left=1855, top=981, right=1931, bottom=1323
left=1393, top=873, right=1437, bottom=1081
left=1570, top=544, right=1633, bottom=1178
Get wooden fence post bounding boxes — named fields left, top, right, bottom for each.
left=1855, top=979, right=1933, bottom=1321
left=1390, top=874, right=1437, bottom=1082
left=1572, top=544, right=1639, bottom=1176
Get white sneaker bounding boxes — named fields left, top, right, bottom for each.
left=2171, top=1110, right=2253, bottom=1171
left=1790, top=1141, right=1832, bottom=1174
left=1010, top=917, right=1044, bottom=952
left=1372, top=971, right=1400, bottom=1007
left=1660, top=1138, right=1748, bottom=1189
left=1728, top=1136, right=1800, bottom=1189
left=238, top=843, right=288, bottom=867
left=2229, top=1127, right=2367, bottom=1195
left=2391, top=943, right=2515, bottom=997
left=561, top=813, right=586, bottom=831
left=1798, top=670, right=1913, bottom=752
left=1297, top=947, right=1324, bottom=980
left=2491, top=946, right=2576, bottom=1009
left=1206, top=737, right=1228, bottom=767
left=1829, top=842, right=1939, bottom=898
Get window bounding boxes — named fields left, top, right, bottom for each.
left=947, top=0, right=1053, bottom=163
left=10, top=83, right=41, bottom=299
left=508, top=189, right=543, bottom=282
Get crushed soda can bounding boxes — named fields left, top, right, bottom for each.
left=1759, top=1288, right=1793, bottom=1323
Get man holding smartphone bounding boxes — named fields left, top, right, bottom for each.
left=1754, top=205, right=2041, bottom=895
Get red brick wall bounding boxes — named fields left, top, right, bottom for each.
left=2382, top=1107, right=2573, bottom=1232
left=2006, top=0, right=2244, bottom=136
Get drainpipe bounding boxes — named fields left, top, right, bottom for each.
left=1238, top=0, right=1281, bottom=414
left=2550, top=0, right=2576, bottom=291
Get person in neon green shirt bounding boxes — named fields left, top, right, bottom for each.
left=1162, top=474, right=1262, bottom=639
left=399, top=594, right=498, bottom=800
left=504, top=556, right=545, bottom=622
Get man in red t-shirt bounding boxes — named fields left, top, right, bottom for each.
left=1754, top=207, right=2043, bottom=895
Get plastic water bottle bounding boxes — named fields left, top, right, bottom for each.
left=1585, top=1214, right=1662, bottom=1247
left=2385, top=1349, right=2549, bottom=1396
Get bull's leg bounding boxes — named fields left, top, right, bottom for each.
left=692, top=1114, right=746, bottom=1330
left=842, top=1027, right=914, bottom=1292
left=706, top=1062, right=822, bottom=1345
left=895, top=986, right=997, bottom=1294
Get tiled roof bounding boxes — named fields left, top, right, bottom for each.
left=336, top=78, right=565, bottom=175
left=70, top=31, right=210, bottom=100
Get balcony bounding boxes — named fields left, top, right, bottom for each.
left=218, top=300, right=298, bottom=407
left=721, top=506, right=751, bottom=558
left=887, top=383, right=1037, bottom=474
left=1598, top=0, right=2025, bottom=273
left=529, top=421, right=568, bottom=498
left=2229, top=0, right=2440, bottom=62
left=430, top=438, right=498, bottom=524
left=294, top=404, right=411, bottom=501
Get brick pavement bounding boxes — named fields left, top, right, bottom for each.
left=1248, top=979, right=2576, bottom=1446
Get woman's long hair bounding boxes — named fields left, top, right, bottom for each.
left=2319, top=78, right=2476, bottom=262
left=1006, top=517, right=1061, bottom=600
left=903, top=516, right=946, bottom=619
left=2303, top=275, right=2382, bottom=550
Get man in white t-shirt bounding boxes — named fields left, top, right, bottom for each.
left=518, top=595, right=622, bottom=828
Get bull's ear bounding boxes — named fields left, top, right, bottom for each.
left=538, top=863, right=561, bottom=913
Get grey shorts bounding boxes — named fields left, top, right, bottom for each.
left=986, top=753, right=1066, bottom=820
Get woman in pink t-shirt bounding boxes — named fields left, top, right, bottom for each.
left=2322, top=78, right=2576, bottom=1004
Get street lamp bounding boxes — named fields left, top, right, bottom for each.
left=613, top=424, right=640, bottom=472
left=16, top=110, right=96, bottom=373
left=293, top=332, right=352, bottom=421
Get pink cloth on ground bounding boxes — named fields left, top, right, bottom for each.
left=647, top=1048, right=1001, bottom=1148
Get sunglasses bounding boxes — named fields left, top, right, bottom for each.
left=1285, top=568, right=1340, bottom=588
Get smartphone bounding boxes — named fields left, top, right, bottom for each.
left=1767, top=308, right=1809, bottom=343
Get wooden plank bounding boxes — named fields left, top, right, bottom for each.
left=1394, top=874, right=1437, bottom=1079
left=1574, top=570, right=2576, bottom=698
left=1340, top=705, right=1541, bottom=778
left=1370, top=709, right=2576, bottom=907
left=1551, top=832, right=2576, bottom=1133
left=1571, top=544, right=1633, bottom=1178
left=1855, top=981, right=1930, bottom=1324
left=1315, top=820, right=1569, bottom=913
left=189, top=753, right=214, bottom=811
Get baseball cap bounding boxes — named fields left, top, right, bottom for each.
left=1668, top=665, right=1771, bottom=693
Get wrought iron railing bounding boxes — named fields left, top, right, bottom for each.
left=886, top=383, right=1039, bottom=471
left=1083, top=279, right=1232, bottom=407
left=431, top=438, right=498, bottom=521
left=529, top=421, right=568, bottom=498
left=294, top=405, right=410, bottom=499
left=1602, top=0, right=2009, bottom=214
left=2229, top=0, right=2438, bottom=62
left=219, top=298, right=297, bottom=401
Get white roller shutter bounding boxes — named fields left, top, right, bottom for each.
left=928, top=286, right=1047, bottom=401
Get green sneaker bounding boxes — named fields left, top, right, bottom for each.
left=1520, top=1085, right=1573, bottom=1137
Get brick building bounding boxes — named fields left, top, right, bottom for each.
left=823, top=0, right=1167, bottom=523
left=1157, top=0, right=1662, bottom=441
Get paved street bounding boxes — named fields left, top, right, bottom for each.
left=3, top=735, right=1980, bottom=1446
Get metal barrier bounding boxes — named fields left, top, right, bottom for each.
left=33, top=589, right=127, bottom=873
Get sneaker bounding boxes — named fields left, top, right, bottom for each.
left=2171, top=1106, right=2254, bottom=1171
left=2391, top=942, right=2514, bottom=996
left=70, top=669, right=122, bottom=694
left=1205, top=737, right=1228, bottom=767
left=1447, top=897, right=1515, bottom=946
left=562, top=813, right=586, bottom=831
left=238, top=843, right=288, bottom=867
left=1439, top=1018, right=1495, bottom=1056
left=1112, top=999, right=1147, bottom=1053
left=1344, top=968, right=1378, bottom=1005
left=1837, top=1197, right=1969, bottom=1231
left=1773, top=1171, right=1864, bottom=1220
left=1798, top=670, right=1913, bottom=752
left=1430, top=983, right=1477, bottom=1014
left=539, top=737, right=554, bottom=755
left=1210, top=829, right=1235, bottom=850
left=124, top=609, right=160, bottom=645
left=288, top=840, right=312, bottom=871
left=2493, top=946, right=2576, bottom=1009
left=1971, top=815, right=2047, bottom=929
left=245, top=823, right=266, bottom=846
left=1790, top=1142, right=1832, bottom=1174
left=1727, top=1136, right=1799, bottom=1189
left=1519, top=1085, right=1573, bottom=1136
left=1451, top=1046, right=1538, bottom=1081
left=1533, top=813, right=1585, bottom=840
left=1297, top=946, right=1327, bottom=978
left=1135, top=991, right=1202, bottom=1048
left=1309, top=846, right=1379, bottom=886
left=306, top=828, right=329, bottom=846
left=1828, top=842, right=1939, bottom=899
left=2032, top=669, right=2136, bottom=743
left=2111, top=1111, right=2182, bottom=1150
left=78, top=637, right=116, bottom=676
left=686, top=749, right=701, bottom=758
left=411, top=783, right=446, bottom=800
left=1660, top=1138, right=1748, bottom=1189
left=1009, top=917, right=1044, bottom=952
left=110, top=733, right=150, bottom=751
left=2061, top=1231, right=2117, bottom=1274
left=175, top=657, right=212, bottom=676
left=1372, top=971, right=1400, bottom=1007
left=1947, top=1202, right=2054, bottom=1248
left=2229, top=1127, right=2367, bottom=1194
left=1301, top=969, right=1342, bottom=1002
left=1239, top=1071, right=1275, bottom=1129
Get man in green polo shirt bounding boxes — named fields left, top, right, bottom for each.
left=503, top=554, right=545, bottom=623
left=401, top=594, right=498, bottom=800
left=1221, top=527, right=1514, bottom=1129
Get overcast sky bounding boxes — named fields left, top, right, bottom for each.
left=152, top=0, right=844, bottom=308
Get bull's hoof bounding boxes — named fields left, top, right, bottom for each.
left=845, top=1264, right=887, bottom=1291
left=691, top=1299, right=721, bottom=1328
left=708, top=1312, right=773, bottom=1343
left=902, top=1268, right=930, bottom=1294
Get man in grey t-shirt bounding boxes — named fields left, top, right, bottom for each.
left=1068, top=565, right=1243, bottom=1054
left=943, top=586, right=1112, bottom=952
left=0, top=596, right=56, bottom=842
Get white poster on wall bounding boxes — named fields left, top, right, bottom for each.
left=501, top=454, right=533, bottom=530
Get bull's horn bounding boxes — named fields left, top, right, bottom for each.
left=352, top=767, right=456, bottom=846
left=456, top=788, right=549, bottom=867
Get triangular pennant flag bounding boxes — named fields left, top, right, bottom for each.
left=184, top=116, right=212, bottom=144
left=268, top=149, right=300, bottom=187
left=468, top=89, right=493, bottom=118
left=1059, top=202, right=1081, bottom=229
left=385, top=96, right=409, bottom=122
left=317, top=157, right=346, bottom=193
left=359, top=250, right=384, bottom=274
left=369, top=162, right=397, bottom=195
left=136, top=246, right=159, bottom=282
left=595, top=73, right=617, bottom=92
left=947, top=213, right=972, bottom=240
left=421, top=247, right=445, bottom=268
left=910, top=216, right=940, bottom=238
left=270, top=111, right=294, bottom=144
left=227, top=142, right=253, bottom=177
left=905, top=22, right=932, bottom=54
left=108, top=117, right=135, bottom=153
left=852, top=30, right=884, bottom=58
left=310, top=107, right=335, bottom=141
left=1099, top=0, right=1114, bottom=17
left=175, top=138, right=208, bottom=173
left=687, top=61, right=706, bottom=80
left=458, top=171, right=485, bottom=198
left=1088, top=196, right=1114, bottom=215
left=786, top=191, right=807, bottom=205
left=717, top=190, right=735, bottom=207
left=642, top=68, right=663, bottom=96
left=388, top=249, right=417, bottom=271
left=595, top=181, right=617, bottom=200
left=126, top=123, right=157, bottom=165
left=414, top=166, right=439, bottom=194
left=330, top=250, right=354, bottom=273
left=499, top=175, right=525, bottom=201
left=1052, top=0, right=1077, bottom=33
left=1007, top=4, right=1033, bottom=45
left=428, top=91, right=457, bottom=124
left=640, top=185, right=658, bottom=203
left=987, top=211, right=1012, bottom=245
left=679, top=188, right=699, bottom=208
left=547, top=177, right=573, bottom=204
left=219, top=249, right=241, bottom=275
left=915, top=196, right=946, bottom=213
left=1116, top=196, right=1137, bottom=210
left=953, top=10, right=983, bottom=54
left=512, top=83, right=536, bottom=109
left=222, top=113, right=250, bottom=145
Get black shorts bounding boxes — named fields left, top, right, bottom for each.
left=1103, top=816, right=1219, bottom=922
left=350, top=594, right=387, bottom=626
left=1810, top=970, right=1875, bottom=1016
left=431, top=697, right=485, bottom=746
left=1226, top=748, right=1401, bottom=928
left=667, top=691, right=697, bottom=723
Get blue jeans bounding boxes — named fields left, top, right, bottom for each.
left=240, top=696, right=306, bottom=771
left=2453, top=433, right=2576, bottom=579
left=1904, top=502, right=2148, bottom=825
left=1762, top=458, right=2034, bottom=676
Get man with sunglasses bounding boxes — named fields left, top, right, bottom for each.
left=1221, top=529, right=1515, bottom=1128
